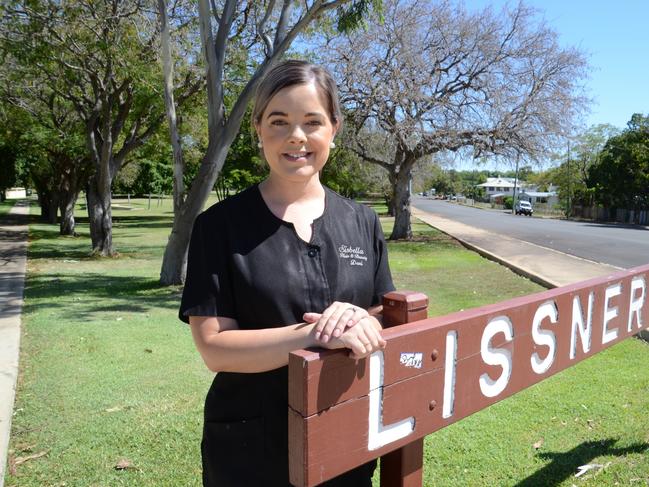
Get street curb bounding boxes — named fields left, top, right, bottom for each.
left=411, top=213, right=561, bottom=289
left=446, top=234, right=560, bottom=289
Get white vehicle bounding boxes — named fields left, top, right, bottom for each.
left=515, top=200, right=533, bottom=216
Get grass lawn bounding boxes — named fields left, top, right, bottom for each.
left=0, top=199, right=16, bottom=216
left=5, top=196, right=649, bottom=486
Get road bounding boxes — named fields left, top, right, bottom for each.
left=412, top=197, right=649, bottom=269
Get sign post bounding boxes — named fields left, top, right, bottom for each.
left=288, top=264, right=649, bottom=487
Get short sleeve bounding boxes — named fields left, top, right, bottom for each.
left=371, top=211, right=395, bottom=306
left=178, top=213, right=236, bottom=323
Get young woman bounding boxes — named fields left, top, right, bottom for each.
left=180, top=60, right=395, bottom=486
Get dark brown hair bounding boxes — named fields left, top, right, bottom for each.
left=252, top=60, right=342, bottom=131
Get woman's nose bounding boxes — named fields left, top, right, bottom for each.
left=287, top=124, right=307, bottom=144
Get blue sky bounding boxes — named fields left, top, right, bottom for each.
left=457, top=0, right=648, bottom=170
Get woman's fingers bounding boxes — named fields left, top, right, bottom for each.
left=302, top=312, right=321, bottom=323
left=314, top=302, right=368, bottom=343
left=343, top=318, right=386, bottom=358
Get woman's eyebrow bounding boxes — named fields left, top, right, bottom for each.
left=266, top=110, right=325, bottom=118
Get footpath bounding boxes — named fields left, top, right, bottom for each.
left=0, top=201, right=28, bottom=487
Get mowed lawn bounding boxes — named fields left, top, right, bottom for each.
left=0, top=199, right=16, bottom=216
left=5, top=196, right=649, bottom=486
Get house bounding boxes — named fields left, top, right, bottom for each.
left=517, top=190, right=559, bottom=207
left=476, top=177, right=524, bottom=199
left=3, top=187, right=27, bottom=199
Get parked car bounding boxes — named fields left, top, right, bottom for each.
left=515, top=200, right=533, bottom=216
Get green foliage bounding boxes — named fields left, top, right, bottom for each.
left=420, top=167, right=489, bottom=198
left=114, top=133, right=174, bottom=195
left=321, top=145, right=380, bottom=198
left=462, top=184, right=486, bottom=201
left=503, top=196, right=513, bottom=209
left=587, top=114, right=649, bottom=210
left=215, top=110, right=267, bottom=199
left=336, top=0, right=383, bottom=33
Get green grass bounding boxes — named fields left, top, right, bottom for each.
left=0, top=199, right=16, bottom=216
left=5, top=196, right=649, bottom=486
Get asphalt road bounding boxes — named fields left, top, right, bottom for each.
left=412, top=197, right=649, bottom=269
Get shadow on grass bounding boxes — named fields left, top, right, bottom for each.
left=28, top=217, right=171, bottom=261
left=515, top=438, right=649, bottom=486
left=25, top=272, right=181, bottom=318
left=111, top=214, right=174, bottom=229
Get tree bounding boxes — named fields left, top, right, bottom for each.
left=587, top=114, right=649, bottom=211
left=2, top=0, right=205, bottom=254
left=325, top=0, right=589, bottom=239
left=535, top=124, right=620, bottom=213
left=159, top=0, right=380, bottom=284
left=0, top=65, right=90, bottom=232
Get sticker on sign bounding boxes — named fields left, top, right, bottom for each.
left=399, top=352, right=423, bottom=369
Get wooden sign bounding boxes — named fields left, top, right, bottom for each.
left=288, top=264, right=649, bottom=487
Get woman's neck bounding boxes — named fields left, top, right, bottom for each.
left=259, top=174, right=325, bottom=207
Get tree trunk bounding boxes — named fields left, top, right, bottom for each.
left=160, top=141, right=232, bottom=285
left=59, top=189, right=79, bottom=236
left=158, top=0, right=185, bottom=216
left=86, top=174, right=113, bottom=255
left=47, top=192, right=59, bottom=224
left=58, top=164, right=80, bottom=236
left=389, top=164, right=413, bottom=240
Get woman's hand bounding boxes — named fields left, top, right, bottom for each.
left=303, top=301, right=369, bottom=343
left=319, top=315, right=386, bottom=358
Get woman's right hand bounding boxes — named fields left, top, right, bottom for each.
left=319, top=315, right=386, bottom=359
left=303, top=301, right=369, bottom=343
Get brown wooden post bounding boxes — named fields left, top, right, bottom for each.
left=380, top=291, right=429, bottom=487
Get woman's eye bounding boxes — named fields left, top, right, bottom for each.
left=308, top=120, right=323, bottom=126
left=270, top=119, right=287, bottom=126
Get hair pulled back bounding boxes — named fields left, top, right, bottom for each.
left=252, top=60, right=342, bottom=131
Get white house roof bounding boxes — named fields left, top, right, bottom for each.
left=519, top=191, right=557, bottom=197
left=477, top=178, right=523, bottom=188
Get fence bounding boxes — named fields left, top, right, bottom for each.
left=572, top=205, right=649, bottom=225
left=288, top=264, right=649, bottom=486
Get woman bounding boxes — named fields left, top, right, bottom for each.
left=179, top=60, right=395, bottom=486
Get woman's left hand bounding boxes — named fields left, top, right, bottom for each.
left=303, top=301, right=369, bottom=343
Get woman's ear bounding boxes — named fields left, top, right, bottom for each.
left=332, top=120, right=341, bottom=138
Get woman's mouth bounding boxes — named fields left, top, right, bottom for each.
left=283, top=151, right=312, bottom=162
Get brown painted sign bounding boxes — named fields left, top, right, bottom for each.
left=288, top=264, right=649, bottom=487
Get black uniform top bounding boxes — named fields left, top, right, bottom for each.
left=179, top=183, right=395, bottom=486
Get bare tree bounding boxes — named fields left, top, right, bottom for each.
left=325, top=0, right=589, bottom=239
left=159, top=0, right=379, bottom=284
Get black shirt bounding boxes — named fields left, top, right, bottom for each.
left=180, top=184, right=394, bottom=326
left=179, top=184, right=395, bottom=486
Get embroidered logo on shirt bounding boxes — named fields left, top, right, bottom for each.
left=338, top=244, right=368, bottom=267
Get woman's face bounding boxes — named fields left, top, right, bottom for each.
left=256, top=82, right=338, bottom=183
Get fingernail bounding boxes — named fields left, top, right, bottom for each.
left=322, top=334, right=328, bottom=343
left=315, top=331, right=321, bottom=340
left=333, top=329, right=341, bottom=337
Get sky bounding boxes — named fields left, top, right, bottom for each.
left=455, top=0, right=649, bottom=171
